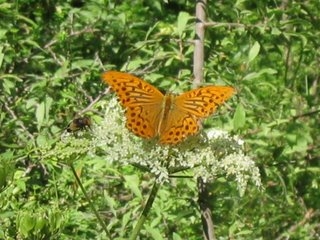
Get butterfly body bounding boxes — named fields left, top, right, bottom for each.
left=102, top=71, right=235, bottom=145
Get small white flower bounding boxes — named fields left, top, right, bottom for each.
left=92, top=99, right=262, bottom=195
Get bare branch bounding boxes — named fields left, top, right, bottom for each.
left=197, top=177, right=215, bottom=240
left=204, top=21, right=270, bottom=30
left=193, top=0, right=206, bottom=88
left=76, top=88, right=110, bottom=116
left=3, top=101, right=35, bottom=142
left=194, top=1, right=216, bottom=239
left=275, top=209, right=320, bottom=240
left=43, top=27, right=99, bottom=49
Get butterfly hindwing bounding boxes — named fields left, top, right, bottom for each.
left=159, top=107, right=200, bottom=144
left=175, top=86, right=235, bottom=117
left=125, top=105, right=156, bottom=138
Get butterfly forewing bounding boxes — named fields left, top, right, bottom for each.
left=102, top=71, right=164, bottom=107
left=175, top=86, right=235, bottom=117
left=102, top=71, right=165, bottom=139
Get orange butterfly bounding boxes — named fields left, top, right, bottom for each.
left=102, top=71, right=235, bottom=145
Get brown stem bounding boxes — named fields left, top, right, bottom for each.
left=197, top=177, right=215, bottom=240
left=193, top=0, right=206, bottom=88
left=193, top=1, right=215, bottom=239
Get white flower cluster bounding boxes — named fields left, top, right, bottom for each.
left=93, top=99, right=261, bottom=195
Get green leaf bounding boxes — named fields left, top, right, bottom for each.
left=243, top=68, right=277, bottom=81
left=26, top=98, right=37, bottom=109
left=172, top=232, right=183, bottom=240
left=271, top=27, right=281, bottom=35
left=34, top=217, right=46, bottom=231
left=45, top=96, right=53, bottom=122
left=248, top=41, right=260, bottom=62
left=177, top=12, right=190, bottom=37
left=3, top=78, right=15, bottom=95
left=54, top=61, right=69, bottom=78
left=0, top=151, right=15, bottom=192
left=19, top=215, right=35, bottom=236
left=145, top=225, right=164, bottom=240
left=36, top=134, right=48, bottom=147
left=72, top=59, right=95, bottom=69
left=233, top=104, right=246, bottom=130
left=124, top=175, right=142, bottom=199
left=36, top=102, right=45, bottom=131
left=121, top=211, right=132, bottom=230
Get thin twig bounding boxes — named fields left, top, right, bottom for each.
left=76, top=88, right=110, bottom=116
left=291, top=109, right=320, bottom=120
left=70, top=164, right=112, bottom=239
left=130, top=180, right=161, bottom=240
left=44, top=27, right=99, bottom=49
left=197, top=177, right=215, bottom=240
left=275, top=209, right=320, bottom=240
left=3, top=101, right=35, bottom=141
left=204, top=21, right=270, bottom=30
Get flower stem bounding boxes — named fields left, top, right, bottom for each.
left=130, top=180, right=161, bottom=240
left=70, top=164, right=112, bottom=239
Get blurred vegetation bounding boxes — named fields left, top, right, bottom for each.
left=0, top=0, right=319, bottom=239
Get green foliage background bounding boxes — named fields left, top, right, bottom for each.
left=0, top=0, right=319, bottom=239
